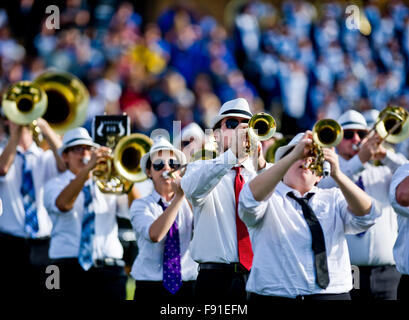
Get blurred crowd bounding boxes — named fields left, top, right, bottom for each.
left=1, top=0, right=409, bottom=136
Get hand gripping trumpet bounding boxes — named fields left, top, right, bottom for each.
left=352, top=106, right=409, bottom=151
left=307, top=119, right=344, bottom=176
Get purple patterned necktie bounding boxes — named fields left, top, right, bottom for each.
left=158, top=199, right=182, bottom=294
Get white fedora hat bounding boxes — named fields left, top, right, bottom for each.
left=210, top=97, right=253, bottom=128
left=274, top=132, right=304, bottom=162
left=140, top=136, right=187, bottom=176
left=338, top=110, right=368, bottom=131
left=58, top=127, right=99, bottom=155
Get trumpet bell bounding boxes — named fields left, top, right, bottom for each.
left=2, top=81, right=47, bottom=125
left=312, top=119, right=344, bottom=147
left=190, top=148, right=218, bottom=162
left=248, top=112, right=276, bottom=141
left=113, top=133, right=153, bottom=183
left=375, top=106, right=409, bottom=144
left=33, top=70, right=89, bottom=135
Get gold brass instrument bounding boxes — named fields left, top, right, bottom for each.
left=2, top=71, right=89, bottom=144
left=2, top=81, right=47, bottom=125
left=163, top=134, right=219, bottom=179
left=33, top=70, right=89, bottom=135
left=93, top=133, right=153, bottom=194
left=353, top=106, right=409, bottom=151
left=308, top=119, right=344, bottom=176
left=373, top=106, right=409, bottom=144
left=248, top=112, right=276, bottom=142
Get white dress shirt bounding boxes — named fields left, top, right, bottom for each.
left=389, top=163, right=409, bottom=275
left=0, top=143, right=58, bottom=238
left=239, top=181, right=380, bottom=298
left=318, top=151, right=407, bottom=266
left=44, top=170, right=123, bottom=261
left=129, top=189, right=197, bottom=281
left=180, top=149, right=256, bottom=264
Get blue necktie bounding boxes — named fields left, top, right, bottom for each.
left=158, top=199, right=182, bottom=294
left=355, top=176, right=366, bottom=238
left=78, top=184, right=95, bottom=271
left=19, top=152, right=39, bottom=238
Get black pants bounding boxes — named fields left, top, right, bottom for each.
left=350, top=265, right=401, bottom=300
left=133, top=280, right=196, bottom=305
left=50, top=258, right=127, bottom=300
left=249, top=292, right=351, bottom=302
left=398, top=274, right=409, bottom=300
left=194, top=267, right=249, bottom=303
left=0, top=232, right=51, bottom=300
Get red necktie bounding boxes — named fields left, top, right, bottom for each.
left=233, top=166, right=253, bottom=271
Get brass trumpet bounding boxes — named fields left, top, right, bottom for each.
left=93, top=133, right=153, bottom=194
left=308, top=119, right=344, bottom=176
left=162, top=135, right=219, bottom=179
left=248, top=112, right=276, bottom=142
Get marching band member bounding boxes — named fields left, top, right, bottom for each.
left=129, top=136, right=197, bottom=304
left=318, top=110, right=407, bottom=300
left=44, top=127, right=133, bottom=300
left=0, top=118, right=64, bottom=298
left=239, top=131, right=379, bottom=301
left=389, top=163, right=409, bottom=300
left=181, top=98, right=267, bottom=302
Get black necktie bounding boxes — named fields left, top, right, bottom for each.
left=287, top=192, right=330, bottom=289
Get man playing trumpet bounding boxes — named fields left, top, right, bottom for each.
left=239, top=131, right=378, bottom=301
left=318, top=110, right=408, bottom=300
left=181, top=97, right=269, bottom=303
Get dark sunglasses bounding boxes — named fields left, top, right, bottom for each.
left=152, top=159, right=181, bottom=171
left=224, top=118, right=249, bottom=129
left=343, top=130, right=367, bottom=140
left=67, top=145, right=95, bottom=153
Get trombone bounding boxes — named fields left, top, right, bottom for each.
left=353, top=106, right=409, bottom=151
left=92, top=133, right=153, bottom=194
left=308, top=119, right=344, bottom=176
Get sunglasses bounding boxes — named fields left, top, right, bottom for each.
left=152, top=159, right=181, bottom=171
left=67, top=145, right=95, bottom=154
left=224, top=118, right=249, bottom=129
left=343, top=130, right=367, bottom=140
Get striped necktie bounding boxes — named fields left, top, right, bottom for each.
left=78, top=183, right=95, bottom=271
left=18, top=152, right=39, bottom=238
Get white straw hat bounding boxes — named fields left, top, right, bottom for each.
left=274, top=132, right=304, bottom=162
left=58, top=127, right=99, bottom=155
left=210, top=98, right=253, bottom=128
left=140, top=136, right=187, bottom=175
left=338, top=110, right=368, bottom=131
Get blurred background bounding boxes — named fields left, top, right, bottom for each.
left=0, top=0, right=409, bottom=137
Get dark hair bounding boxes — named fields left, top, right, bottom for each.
left=146, top=157, right=152, bottom=171
left=213, top=120, right=222, bottom=131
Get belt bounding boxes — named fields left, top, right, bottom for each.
left=0, top=231, right=50, bottom=245
left=94, top=258, right=125, bottom=268
left=199, top=263, right=248, bottom=274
